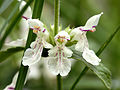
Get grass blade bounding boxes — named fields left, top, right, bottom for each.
left=0, top=47, right=24, bottom=63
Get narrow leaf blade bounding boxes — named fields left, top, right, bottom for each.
left=0, top=47, right=24, bottom=63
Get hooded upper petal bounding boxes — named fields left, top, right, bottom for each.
left=82, top=48, right=101, bottom=65
left=80, top=12, right=103, bottom=31
left=55, top=31, right=70, bottom=45
left=28, top=19, right=44, bottom=30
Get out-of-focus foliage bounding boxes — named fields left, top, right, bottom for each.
left=0, top=0, right=120, bottom=90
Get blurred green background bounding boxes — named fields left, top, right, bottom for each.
left=0, top=0, right=120, bottom=90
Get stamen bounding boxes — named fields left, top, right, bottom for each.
left=90, top=28, right=96, bottom=32
left=42, top=29, right=46, bottom=32
left=79, top=28, right=90, bottom=31
left=92, top=26, right=96, bottom=28
left=22, top=16, right=29, bottom=20
left=8, top=87, right=14, bottom=90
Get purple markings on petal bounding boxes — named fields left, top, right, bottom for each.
left=30, top=28, right=34, bottom=30
left=8, top=87, right=14, bottom=90
left=92, top=26, right=96, bottom=28
left=22, top=16, right=29, bottom=20
left=42, top=29, right=46, bottom=32
left=67, top=39, right=70, bottom=41
left=79, top=28, right=90, bottom=31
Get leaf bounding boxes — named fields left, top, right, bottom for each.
left=96, top=26, right=120, bottom=56
left=0, top=1, right=22, bottom=35
left=71, top=47, right=111, bottom=89
left=0, top=47, right=24, bottom=63
left=0, top=0, right=14, bottom=14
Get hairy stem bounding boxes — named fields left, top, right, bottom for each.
left=54, top=0, right=60, bottom=36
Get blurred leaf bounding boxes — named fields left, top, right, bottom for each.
left=0, top=0, right=33, bottom=49
left=96, top=26, right=120, bottom=56
left=0, top=1, right=22, bottom=35
left=71, top=47, right=111, bottom=89
left=0, top=0, right=14, bottom=14
left=0, top=47, right=24, bottom=63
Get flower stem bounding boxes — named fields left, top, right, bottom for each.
left=57, top=74, right=62, bottom=90
left=54, top=0, right=60, bottom=36
left=15, top=0, right=44, bottom=90
left=54, top=0, right=62, bottom=89
left=70, top=26, right=120, bottom=90
left=70, top=66, right=89, bottom=90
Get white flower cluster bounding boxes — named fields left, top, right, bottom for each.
left=21, top=11, right=103, bottom=76
left=4, top=0, right=103, bottom=89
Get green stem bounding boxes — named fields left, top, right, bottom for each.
left=57, top=74, right=62, bottom=90
left=0, top=0, right=33, bottom=50
left=54, top=0, right=60, bottom=36
left=15, top=0, right=44, bottom=90
left=54, top=0, right=62, bottom=89
left=70, top=67, right=89, bottom=90
left=70, top=26, right=120, bottom=90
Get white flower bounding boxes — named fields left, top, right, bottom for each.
left=70, top=12, right=103, bottom=66
left=4, top=0, right=32, bottom=48
left=22, top=19, right=53, bottom=66
left=18, top=0, right=32, bottom=18
left=5, top=39, right=26, bottom=47
left=71, top=12, right=103, bottom=52
left=82, top=48, right=101, bottom=65
left=4, top=73, right=18, bottom=90
left=48, top=31, right=73, bottom=76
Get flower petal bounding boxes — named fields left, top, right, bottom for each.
left=63, top=46, right=73, bottom=57
left=82, top=12, right=103, bottom=30
left=75, top=34, right=89, bottom=52
left=47, top=57, right=59, bottom=75
left=59, top=57, right=71, bottom=76
left=82, top=48, right=101, bottom=65
left=48, top=46, right=58, bottom=57
left=47, top=57, right=71, bottom=76
left=5, top=39, right=26, bottom=47
left=19, top=1, right=32, bottom=18
left=3, top=73, right=18, bottom=90
left=28, top=19, right=44, bottom=29
left=42, top=40, right=53, bottom=49
left=22, top=42, right=43, bottom=66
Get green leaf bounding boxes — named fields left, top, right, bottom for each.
left=0, top=0, right=14, bottom=14
left=71, top=47, right=111, bottom=89
left=96, top=26, right=120, bottom=56
left=0, top=1, right=22, bottom=35
left=0, top=47, right=24, bottom=63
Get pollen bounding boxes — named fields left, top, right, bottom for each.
left=90, top=28, right=96, bottom=32
left=33, top=30, right=38, bottom=33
